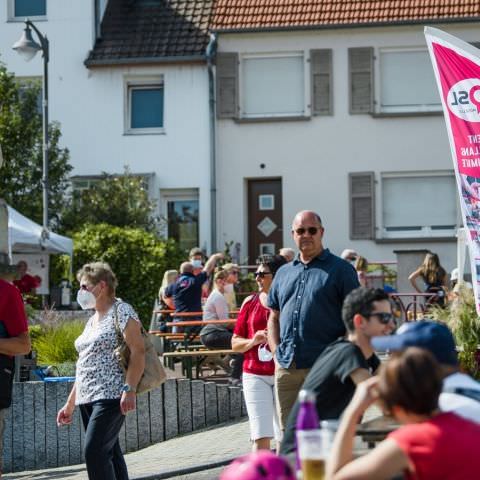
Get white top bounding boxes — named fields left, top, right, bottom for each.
left=440, top=372, right=480, bottom=424
left=203, top=289, right=229, bottom=321
left=74, top=301, right=139, bottom=405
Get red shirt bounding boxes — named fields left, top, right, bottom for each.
left=233, top=294, right=274, bottom=376
left=389, top=412, right=480, bottom=480
left=0, top=279, right=28, bottom=339
left=13, top=273, right=40, bottom=294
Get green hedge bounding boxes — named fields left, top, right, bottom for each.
left=69, top=224, right=184, bottom=327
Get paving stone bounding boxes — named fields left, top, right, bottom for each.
left=204, top=382, right=218, bottom=426
left=228, top=386, right=242, bottom=420
left=191, top=380, right=206, bottom=430
left=217, top=385, right=229, bottom=423
left=177, top=379, right=193, bottom=434
left=163, top=379, right=178, bottom=440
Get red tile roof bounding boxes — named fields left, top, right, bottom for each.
left=212, top=0, right=480, bottom=31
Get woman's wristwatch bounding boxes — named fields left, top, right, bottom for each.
left=121, top=384, right=136, bottom=393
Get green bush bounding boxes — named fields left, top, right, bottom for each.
left=71, top=223, right=184, bottom=326
left=31, top=320, right=85, bottom=365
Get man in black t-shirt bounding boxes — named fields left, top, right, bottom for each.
left=280, top=287, right=395, bottom=455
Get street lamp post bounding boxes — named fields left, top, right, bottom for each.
left=12, top=20, right=50, bottom=233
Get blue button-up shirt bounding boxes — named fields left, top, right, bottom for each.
left=268, top=249, right=359, bottom=369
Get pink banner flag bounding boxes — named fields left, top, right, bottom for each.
left=425, top=27, right=480, bottom=313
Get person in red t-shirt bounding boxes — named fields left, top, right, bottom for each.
left=232, top=254, right=287, bottom=452
left=0, top=258, right=31, bottom=475
left=13, top=260, right=41, bottom=295
left=326, top=347, right=480, bottom=480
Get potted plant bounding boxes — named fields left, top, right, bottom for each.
left=429, top=285, right=480, bottom=379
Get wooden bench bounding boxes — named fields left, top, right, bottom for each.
left=163, top=349, right=236, bottom=379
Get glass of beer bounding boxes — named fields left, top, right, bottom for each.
left=297, top=429, right=325, bottom=480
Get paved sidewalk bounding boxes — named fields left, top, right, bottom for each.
left=4, top=420, right=250, bottom=480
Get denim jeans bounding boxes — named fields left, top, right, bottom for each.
left=80, top=399, right=128, bottom=480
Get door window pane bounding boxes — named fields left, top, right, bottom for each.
left=243, top=55, right=304, bottom=117
left=130, top=87, right=164, bottom=129
left=167, top=200, right=199, bottom=252
left=15, top=0, right=46, bottom=17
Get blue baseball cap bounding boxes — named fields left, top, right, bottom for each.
left=372, top=321, right=458, bottom=366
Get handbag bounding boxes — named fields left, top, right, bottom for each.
left=113, top=301, right=167, bottom=394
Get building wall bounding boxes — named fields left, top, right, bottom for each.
left=215, top=23, right=479, bottom=272
left=0, top=0, right=213, bottom=251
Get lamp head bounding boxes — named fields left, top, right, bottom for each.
left=13, top=24, right=42, bottom=61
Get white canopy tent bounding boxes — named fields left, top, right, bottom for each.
left=6, top=203, right=73, bottom=256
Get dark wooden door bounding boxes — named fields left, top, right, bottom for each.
left=247, top=178, right=283, bottom=263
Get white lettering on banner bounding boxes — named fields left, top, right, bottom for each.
left=461, top=146, right=480, bottom=156
left=462, top=158, right=480, bottom=168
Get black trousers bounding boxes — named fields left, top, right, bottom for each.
left=200, top=330, right=243, bottom=380
left=80, top=399, right=128, bottom=480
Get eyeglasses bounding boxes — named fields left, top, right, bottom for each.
left=367, top=312, right=395, bottom=324
left=294, top=227, right=320, bottom=236
left=255, top=271, right=272, bottom=278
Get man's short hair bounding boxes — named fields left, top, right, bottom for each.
left=342, top=287, right=390, bottom=333
left=180, top=262, right=194, bottom=274
left=189, top=247, right=204, bottom=259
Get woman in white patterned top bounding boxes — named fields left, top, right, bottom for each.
left=56, top=262, right=145, bottom=480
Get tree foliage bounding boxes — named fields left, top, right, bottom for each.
left=59, top=167, right=158, bottom=234
left=0, top=62, right=72, bottom=226
left=68, top=223, right=184, bottom=326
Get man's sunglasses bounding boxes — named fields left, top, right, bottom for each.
left=294, top=227, right=320, bottom=236
left=255, top=271, right=272, bottom=278
left=367, top=312, right=395, bottom=324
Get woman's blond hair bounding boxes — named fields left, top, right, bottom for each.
left=77, top=262, right=118, bottom=295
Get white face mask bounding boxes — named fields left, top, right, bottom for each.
left=224, top=283, right=234, bottom=293
left=191, top=259, right=203, bottom=269
left=258, top=344, right=273, bottom=362
left=77, top=289, right=97, bottom=310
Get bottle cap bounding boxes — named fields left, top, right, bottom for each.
left=298, top=389, right=316, bottom=403
left=320, top=419, right=340, bottom=431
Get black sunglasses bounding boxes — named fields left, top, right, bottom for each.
left=294, top=227, right=320, bottom=236
left=255, top=271, right=272, bottom=278
left=367, top=312, right=394, bottom=325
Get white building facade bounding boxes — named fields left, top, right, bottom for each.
left=0, top=0, right=214, bottom=253
left=213, top=21, right=480, bottom=270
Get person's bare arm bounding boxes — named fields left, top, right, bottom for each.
left=203, top=253, right=224, bottom=275
left=162, top=293, right=175, bottom=310
left=326, top=377, right=409, bottom=480
left=232, top=330, right=267, bottom=353
left=408, top=268, right=423, bottom=293
left=120, top=318, right=146, bottom=415
left=267, top=309, right=280, bottom=356
left=57, top=383, right=77, bottom=426
left=0, top=332, right=31, bottom=356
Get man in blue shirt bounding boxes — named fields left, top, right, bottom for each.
left=267, top=210, right=359, bottom=429
left=164, top=252, right=223, bottom=331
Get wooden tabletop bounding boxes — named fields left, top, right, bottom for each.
left=164, top=319, right=237, bottom=327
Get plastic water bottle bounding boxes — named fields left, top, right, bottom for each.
left=296, top=390, right=324, bottom=479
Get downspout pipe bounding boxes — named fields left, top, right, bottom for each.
left=206, top=33, right=218, bottom=252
